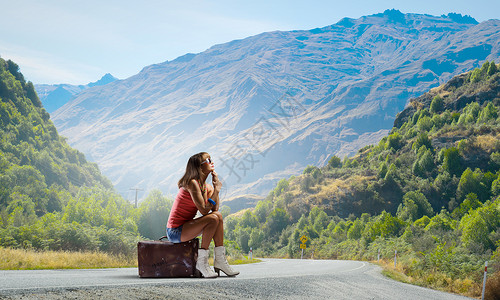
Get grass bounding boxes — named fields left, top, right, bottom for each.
left=0, top=247, right=136, bottom=270
left=0, top=247, right=260, bottom=270
left=375, top=259, right=483, bottom=298
left=229, top=257, right=262, bottom=265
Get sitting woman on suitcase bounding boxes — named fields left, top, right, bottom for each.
left=166, top=152, right=239, bottom=278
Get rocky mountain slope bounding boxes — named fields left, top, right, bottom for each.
left=35, top=73, right=117, bottom=113
left=51, top=10, right=500, bottom=203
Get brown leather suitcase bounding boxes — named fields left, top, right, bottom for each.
left=137, top=237, right=199, bottom=278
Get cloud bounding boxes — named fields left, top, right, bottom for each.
left=0, top=43, right=103, bottom=85
left=0, top=1, right=286, bottom=84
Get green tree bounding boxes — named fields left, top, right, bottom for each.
left=311, top=208, right=329, bottom=233
left=328, top=155, right=342, bottom=168
left=452, top=193, right=482, bottom=219
left=265, top=208, right=289, bottom=236
left=396, top=198, right=418, bottom=221
left=414, top=215, right=431, bottom=228
left=362, top=211, right=405, bottom=241
left=477, top=102, right=498, bottom=124
left=347, top=219, right=364, bottom=239
left=303, top=165, right=318, bottom=174
left=487, top=61, right=498, bottom=76
left=6, top=192, right=36, bottom=226
left=273, top=178, right=289, bottom=197
left=413, top=148, right=435, bottom=177
left=219, top=205, right=231, bottom=218
left=386, top=132, right=403, bottom=151
left=403, top=191, right=434, bottom=219
left=378, top=162, right=388, bottom=179
left=136, top=189, right=173, bottom=239
left=419, top=150, right=435, bottom=174
left=492, top=177, right=500, bottom=197
left=491, top=152, right=500, bottom=169
left=442, top=147, right=462, bottom=176
left=417, top=115, right=433, bottom=132
left=249, top=228, right=265, bottom=250
left=457, top=168, right=491, bottom=202
left=384, top=163, right=398, bottom=184
left=458, top=102, right=480, bottom=124
left=425, top=210, right=455, bottom=232
left=459, top=203, right=498, bottom=252
left=253, top=200, right=272, bottom=223
left=237, top=227, right=251, bottom=253
left=239, top=210, right=259, bottom=228
left=300, top=175, right=314, bottom=193
left=297, top=214, right=308, bottom=230
left=332, top=220, right=349, bottom=240
left=412, top=133, right=432, bottom=153
left=470, top=61, right=490, bottom=83
left=430, top=95, right=444, bottom=114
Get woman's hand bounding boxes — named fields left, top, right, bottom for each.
left=212, top=171, right=222, bottom=191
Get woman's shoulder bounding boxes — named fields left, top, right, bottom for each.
left=186, top=179, right=202, bottom=190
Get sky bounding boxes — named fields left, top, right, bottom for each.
left=1, top=0, right=499, bottom=85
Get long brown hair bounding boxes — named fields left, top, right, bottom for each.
left=178, top=152, right=208, bottom=189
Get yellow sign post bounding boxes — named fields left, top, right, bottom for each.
left=300, top=235, right=308, bottom=244
left=299, top=235, right=307, bottom=259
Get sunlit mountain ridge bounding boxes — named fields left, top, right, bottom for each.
left=51, top=10, right=500, bottom=208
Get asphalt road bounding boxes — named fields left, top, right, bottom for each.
left=0, top=259, right=473, bottom=299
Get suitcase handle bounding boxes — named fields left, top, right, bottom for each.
left=158, top=236, right=169, bottom=241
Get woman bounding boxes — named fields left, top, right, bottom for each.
left=166, top=152, right=239, bottom=278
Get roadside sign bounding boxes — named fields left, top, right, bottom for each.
left=300, top=235, right=308, bottom=243
left=300, top=243, right=306, bottom=249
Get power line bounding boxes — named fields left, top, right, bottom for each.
left=130, top=188, right=143, bottom=208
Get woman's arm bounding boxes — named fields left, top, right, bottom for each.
left=209, top=171, right=221, bottom=211
left=206, top=184, right=217, bottom=211
left=186, top=179, right=213, bottom=215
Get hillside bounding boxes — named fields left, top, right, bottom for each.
left=0, top=58, right=174, bottom=255
left=255, top=61, right=500, bottom=220
left=51, top=11, right=500, bottom=203
left=224, top=63, right=500, bottom=297
left=0, top=59, right=113, bottom=213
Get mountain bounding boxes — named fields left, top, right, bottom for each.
left=35, top=73, right=117, bottom=113
left=51, top=10, right=500, bottom=208
left=245, top=61, right=500, bottom=221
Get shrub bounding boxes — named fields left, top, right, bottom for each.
left=442, top=147, right=462, bottom=176
left=430, top=95, right=444, bottom=113
left=328, top=156, right=342, bottom=168
left=412, top=133, right=432, bottom=153
left=485, top=271, right=500, bottom=300
left=386, top=132, right=403, bottom=151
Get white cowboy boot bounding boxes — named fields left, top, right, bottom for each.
left=196, top=248, right=217, bottom=278
left=214, top=246, right=240, bottom=276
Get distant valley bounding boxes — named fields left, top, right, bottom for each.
left=35, top=73, right=117, bottom=113
left=49, top=10, right=500, bottom=210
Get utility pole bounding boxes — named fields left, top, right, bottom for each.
left=130, top=188, right=143, bottom=208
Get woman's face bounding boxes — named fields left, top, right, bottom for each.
left=200, top=153, right=215, bottom=175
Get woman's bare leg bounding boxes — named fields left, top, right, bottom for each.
left=212, top=211, right=224, bottom=247
left=181, top=213, right=219, bottom=249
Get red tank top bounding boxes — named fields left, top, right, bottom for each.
left=167, top=186, right=207, bottom=228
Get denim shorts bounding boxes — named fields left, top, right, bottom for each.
left=166, top=225, right=183, bottom=243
